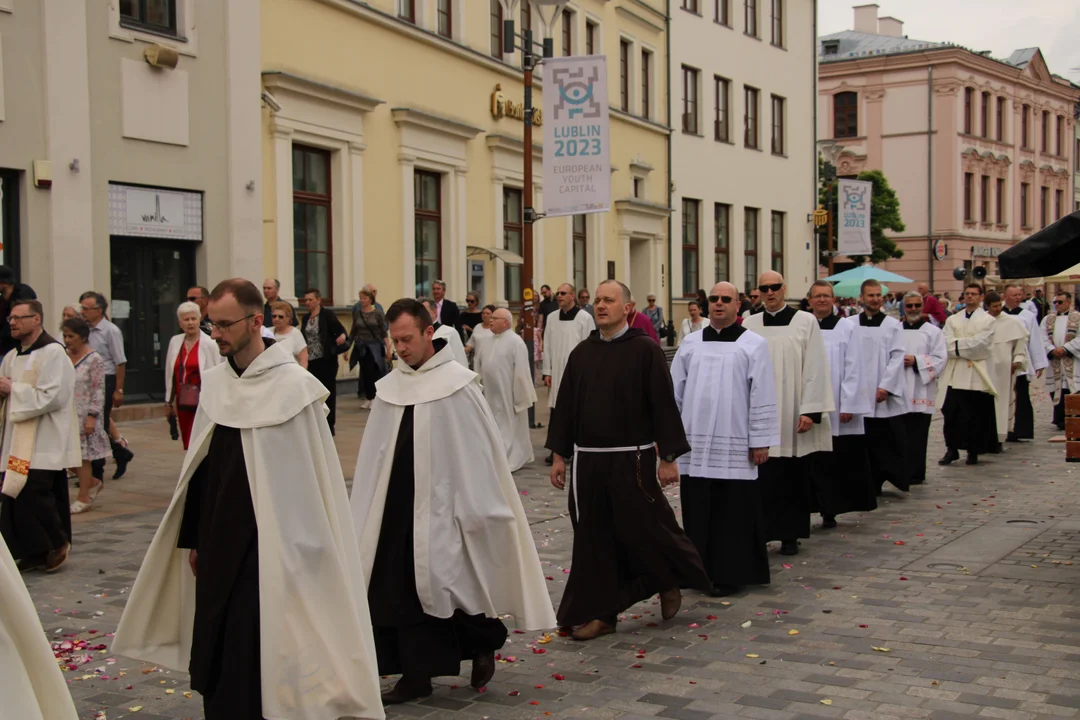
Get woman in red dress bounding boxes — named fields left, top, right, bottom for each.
left=164, top=302, right=221, bottom=449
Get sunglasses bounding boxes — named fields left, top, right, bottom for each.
left=707, top=295, right=735, bottom=304
left=758, top=283, right=783, bottom=294
left=271, top=314, right=286, bottom=319
left=556, top=291, right=570, bottom=296
left=186, top=296, right=200, bottom=302
left=1054, top=300, right=1067, bottom=305
left=904, top=303, right=922, bottom=309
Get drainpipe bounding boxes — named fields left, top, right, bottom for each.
left=927, top=64, right=934, bottom=291
left=812, top=0, right=819, bottom=281
left=665, top=0, right=674, bottom=345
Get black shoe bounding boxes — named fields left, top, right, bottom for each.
left=938, top=448, right=959, bottom=465
left=544, top=453, right=553, bottom=466
left=381, top=676, right=433, bottom=705
left=112, top=447, right=134, bottom=480
left=1006, top=432, right=1020, bottom=443
left=821, top=517, right=838, bottom=529
left=709, top=584, right=740, bottom=597
left=779, top=540, right=799, bottom=556
left=470, top=651, right=496, bottom=689
left=965, top=453, right=978, bottom=465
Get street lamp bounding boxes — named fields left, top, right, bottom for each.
left=500, top=0, right=568, bottom=341
left=816, top=140, right=845, bottom=276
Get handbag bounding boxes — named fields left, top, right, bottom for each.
left=176, top=382, right=200, bottom=411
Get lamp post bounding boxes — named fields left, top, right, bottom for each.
left=817, top=139, right=844, bottom=276
left=500, top=0, right=568, bottom=342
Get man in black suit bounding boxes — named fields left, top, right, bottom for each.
left=431, top=280, right=462, bottom=340
left=301, top=288, right=348, bottom=435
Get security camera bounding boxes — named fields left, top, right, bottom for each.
left=261, top=90, right=282, bottom=113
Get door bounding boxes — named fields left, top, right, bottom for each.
left=110, top=237, right=196, bottom=401
left=0, top=169, right=22, bottom=276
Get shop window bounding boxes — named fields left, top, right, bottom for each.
left=414, top=170, right=442, bottom=298
left=292, top=145, right=333, bottom=303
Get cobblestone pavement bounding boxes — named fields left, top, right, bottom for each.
left=26, top=391, right=1080, bottom=720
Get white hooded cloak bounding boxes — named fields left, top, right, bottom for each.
left=988, top=313, right=1029, bottom=441
left=476, top=330, right=537, bottom=472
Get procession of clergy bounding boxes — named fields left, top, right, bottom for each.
left=3, top=271, right=1067, bottom=720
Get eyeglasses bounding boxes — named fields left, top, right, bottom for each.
left=80, top=305, right=101, bottom=312
left=1054, top=300, right=1067, bottom=305
left=207, top=314, right=255, bottom=332
left=707, top=295, right=735, bottom=304
left=809, top=294, right=832, bottom=300
left=271, top=314, right=286, bottom=320
left=904, top=303, right=922, bottom=309
left=556, top=291, right=570, bottom=296
left=7, top=314, right=36, bottom=322
left=759, top=283, right=784, bottom=294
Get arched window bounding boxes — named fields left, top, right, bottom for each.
left=833, top=92, right=857, bottom=138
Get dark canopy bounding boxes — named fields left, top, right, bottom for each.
left=998, top=211, right=1080, bottom=279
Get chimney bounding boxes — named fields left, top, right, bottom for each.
left=852, top=3, right=879, bottom=34
left=878, top=16, right=903, bottom=37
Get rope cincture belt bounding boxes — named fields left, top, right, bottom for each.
left=570, top=443, right=656, bottom=522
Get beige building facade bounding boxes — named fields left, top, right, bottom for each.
left=260, top=0, right=671, bottom=317
left=0, top=0, right=262, bottom=399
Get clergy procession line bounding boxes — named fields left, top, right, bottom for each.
left=0, top=273, right=1061, bottom=720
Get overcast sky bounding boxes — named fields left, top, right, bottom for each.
left=819, top=1, right=1080, bottom=83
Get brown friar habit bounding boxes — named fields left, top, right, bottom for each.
left=545, top=326, right=709, bottom=627
left=177, top=353, right=262, bottom=720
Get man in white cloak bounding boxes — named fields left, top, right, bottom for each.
left=805, top=281, right=876, bottom=528
left=899, top=291, right=947, bottom=485
left=1002, top=284, right=1047, bottom=441
left=742, top=271, right=834, bottom=556
left=476, top=308, right=537, bottom=471
left=422, top=298, right=468, bottom=367
left=1041, top=290, right=1080, bottom=431
left=938, top=283, right=998, bottom=466
left=844, top=279, right=910, bottom=493
left=351, top=299, right=556, bottom=705
left=540, top=283, right=595, bottom=465
left=114, top=279, right=383, bottom=720
left=0, top=538, right=78, bottom=720
left=672, top=282, right=779, bottom=596
left=985, top=291, right=1029, bottom=446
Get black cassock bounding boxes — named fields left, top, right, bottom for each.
left=545, top=327, right=709, bottom=627
left=860, top=312, right=909, bottom=492
left=178, top=359, right=262, bottom=720
left=1004, top=307, right=1035, bottom=439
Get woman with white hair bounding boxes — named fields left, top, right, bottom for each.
left=164, top=301, right=221, bottom=449
left=270, top=300, right=308, bottom=368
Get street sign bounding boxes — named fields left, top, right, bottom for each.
left=542, top=55, right=611, bottom=218
left=812, top=206, right=828, bottom=227
left=837, top=179, right=872, bottom=256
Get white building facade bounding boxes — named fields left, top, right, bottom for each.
left=669, top=0, right=817, bottom=319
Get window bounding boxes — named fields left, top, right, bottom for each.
left=980, top=91, right=989, bottom=138
left=520, top=0, right=531, bottom=37
left=585, top=20, right=596, bottom=54
left=770, top=0, right=783, bottom=47
left=1076, top=138, right=1080, bottom=172
left=716, top=0, right=729, bottom=24
left=619, top=40, right=630, bottom=112
left=490, top=0, right=503, bottom=58
left=1040, top=186, right=1048, bottom=227
left=572, top=215, right=587, bottom=292
left=770, top=94, right=785, bottom=155
left=436, top=0, right=452, bottom=38
left=744, top=208, right=759, bottom=292
left=996, top=97, right=1005, bottom=142
left=834, top=92, right=857, bottom=138
left=633, top=177, right=644, bottom=198
left=641, top=50, right=652, bottom=119
left=414, top=171, right=443, bottom=298
left=744, top=86, right=759, bottom=149
left=682, top=0, right=700, bottom=11
left=119, top=0, right=177, bottom=35
left=561, top=9, right=573, bottom=56
left=744, top=0, right=757, bottom=36
left=1021, top=182, right=1030, bottom=227
left=995, top=177, right=1005, bottom=224
left=1021, top=104, right=1030, bottom=148
left=1055, top=189, right=1063, bottom=220
left=714, top=76, right=730, bottom=142
left=963, top=173, right=974, bottom=221
left=292, top=145, right=332, bottom=302
left=682, top=199, right=700, bottom=296
left=980, top=175, right=989, bottom=223
left=963, top=88, right=973, bottom=134
left=770, top=211, right=784, bottom=275
left=682, top=66, right=699, bottom=134
left=1057, top=116, right=1065, bottom=156
left=1041, top=111, right=1049, bottom=153
left=713, top=204, right=731, bottom=283
left=398, top=0, right=415, bottom=22
left=503, top=188, right=523, bottom=303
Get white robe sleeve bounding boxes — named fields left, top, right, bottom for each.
left=670, top=343, right=690, bottom=413
left=512, top=336, right=538, bottom=414
left=946, top=315, right=994, bottom=361
left=915, top=328, right=947, bottom=386
left=540, top=323, right=551, bottom=378
left=840, top=327, right=869, bottom=415
left=799, top=319, right=835, bottom=416
left=748, top=340, right=780, bottom=449
left=879, top=323, right=908, bottom=397
left=9, top=347, right=74, bottom=423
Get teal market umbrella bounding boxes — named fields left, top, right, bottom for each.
left=823, top=266, right=913, bottom=284
left=833, top=279, right=887, bottom=298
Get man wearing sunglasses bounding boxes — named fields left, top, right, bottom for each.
left=672, top=282, right=778, bottom=595
left=1002, top=284, right=1047, bottom=442
left=187, top=286, right=213, bottom=336
left=742, top=271, right=834, bottom=557
left=899, top=290, right=947, bottom=486
left=1040, top=291, right=1080, bottom=430
left=540, top=283, right=595, bottom=466
left=938, top=283, right=997, bottom=465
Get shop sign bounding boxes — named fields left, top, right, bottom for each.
left=491, top=85, right=543, bottom=126
left=971, top=245, right=1003, bottom=258
left=108, top=184, right=203, bottom=240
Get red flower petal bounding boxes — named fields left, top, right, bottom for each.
left=552, top=674, right=565, bottom=681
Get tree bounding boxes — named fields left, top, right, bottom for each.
left=819, top=166, right=906, bottom=266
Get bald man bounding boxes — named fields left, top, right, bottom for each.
left=540, top=283, right=595, bottom=465
left=261, top=278, right=296, bottom=328
left=742, top=271, right=834, bottom=557
left=475, top=309, right=536, bottom=472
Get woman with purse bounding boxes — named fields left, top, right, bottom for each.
left=349, top=288, right=391, bottom=410
left=164, top=301, right=221, bottom=449
left=62, top=317, right=109, bottom=514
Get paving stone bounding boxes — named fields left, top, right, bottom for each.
left=735, top=695, right=791, bottom=710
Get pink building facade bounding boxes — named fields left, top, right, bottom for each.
left=818, top=5, right=1079, bottom=295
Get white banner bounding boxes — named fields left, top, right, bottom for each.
left=837, top=179, right=872, bottom=256
left=542, top=56, right=611, bottom=218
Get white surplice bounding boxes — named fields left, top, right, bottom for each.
left=0, top=539, right=78, bottom=720
left=988, top=313, right=1029, bottom=441
left=938, top=307, right=997, bottom=405
left=540, top=308, right=595, bottom=408
left=114, top=342, right=384, bottom=720
left=670, top=329, right=779, bottom=480
left=350, top=343, right=556, bottom=630
left=434, top=322, right=469, bottom=367
left=742, top=309, right=834, bottom=457
left=465, top=324, right=494, bottom=356
left=0, top=340, right=81, bottom=471
left=1009, top=307, right=1047, bottom=379
left=844, top=313, right=908, bottom=419
left=477, top=330, right=537, bottom=471
left=820, top=318, right=871, bottom=436
left=901, top=321, right=947, bottom=414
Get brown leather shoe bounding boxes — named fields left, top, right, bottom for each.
left=660, top=589, right=682, bottom=620
left=380, top=676, right=433, bottom=705
left=45, top=542, right=70, bottom=573
left=470, top=651, right=496, bottom=689
left=571, top=619, right=616, bottom=641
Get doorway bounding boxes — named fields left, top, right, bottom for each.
left=0, top=169, right=22, bottom=276
left=629, top=236, right=653, bottom=303
left=109, top=237, right=196, bottom=401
